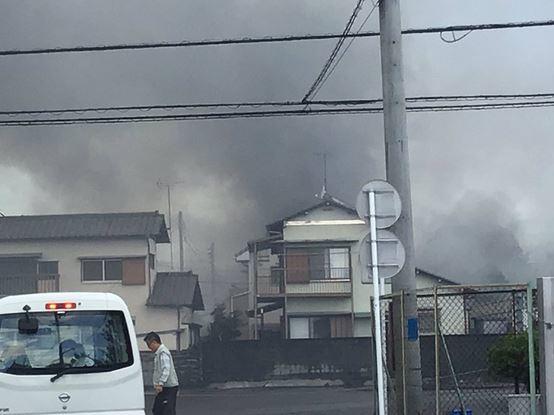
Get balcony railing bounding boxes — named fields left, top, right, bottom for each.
left=257, top=271, right=285, bottom=296
left=256, top=267, right=352, bottom=297
left=286, top=280, right=351, bottom=296
left=0, top=274, right=60, bottom=296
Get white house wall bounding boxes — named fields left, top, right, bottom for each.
left=284, top=224, right=367, bottom=242
left=286, top=297, right=351, bottom=315
left=288, top=206, right=357, bottom=222
left=282, top=206, right=367, bottom=242
left=0, top=238, right=184, bottom=350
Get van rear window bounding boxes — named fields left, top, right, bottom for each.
left=0, top=310, right=133, bottom=375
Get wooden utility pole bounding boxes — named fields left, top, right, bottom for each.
left=208, top=242, right=216, bottom=306
left=378, top=0, right=423, bottom=413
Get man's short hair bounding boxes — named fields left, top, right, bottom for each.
left=144, top=332, right=161, bottom=345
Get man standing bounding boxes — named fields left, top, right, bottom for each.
left=144, top=332, right=179, bottom=415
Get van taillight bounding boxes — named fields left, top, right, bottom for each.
left=45, top=302, right=77, bottom=310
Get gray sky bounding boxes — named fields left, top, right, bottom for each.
left=1, top=0, right=554, bottom=298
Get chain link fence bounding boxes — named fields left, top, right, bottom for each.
left=379, top=284, right=539, bottom=415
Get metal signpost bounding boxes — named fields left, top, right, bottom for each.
left=538, top=277, right=553, bottom=415
left=357, top=180, right=404, bottom=415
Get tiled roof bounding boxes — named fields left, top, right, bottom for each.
left=0, top=211, right=169, bottom=243
left=147, top=272, right=205, bottom=310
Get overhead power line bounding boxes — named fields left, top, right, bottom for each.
left=1, top=93, right=552, bottom=118
left=301, top=0, right=369, bottom=102
left=0, top=20, right=553, bottom=57
left=0, top=99, right=379, bottom=116
left=309, top=0, right=380, bottom=101
left=1, top=100, right=554, bottom=126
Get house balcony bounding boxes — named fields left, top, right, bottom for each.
left=256, top=267, right=352, bottom=298
left=0, top=273, right=60, bottom=296
left=286, top=279, right=351, bottom=297
left=257, top=274, right=284, bottom=298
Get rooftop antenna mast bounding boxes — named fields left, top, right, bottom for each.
left=315, top=152, right=330, bottom=199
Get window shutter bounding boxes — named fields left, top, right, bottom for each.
left=285, top=251, right=310, bottom=284
left=122, top=257, right=146, bottom=285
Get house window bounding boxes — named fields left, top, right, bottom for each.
left=105, top=260, right=123, bottom=281
left=286, top=247, right=350, bottom=283
left=289, top=315, right=352, bottom=339
left=311, top=317, right=331, bottom=338
left=0, top=258, right=37, bottom=275
left=81, top=257, right=146, bottom=285
left=82, top=260, right=105, bottom=281
left=289, top=317, right=310, bottom=339
left=82, top=259, right=122, bottom=282
left=469, top=317, right=509, bottom=334
left=326, top=248, right=349, bottom=279
left=418, top=308, right=437, bottom=335
left=38, top=261, right=59, bottom=275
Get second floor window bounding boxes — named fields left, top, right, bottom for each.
left=286, top=247, right=350, bottom=283
left=81, top=257, right=146, bottom=285
left=82, top=259, right=123, bottom=282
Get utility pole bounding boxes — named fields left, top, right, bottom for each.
left=378, top=0, right=423, bottom=413
left=178, top=211, right=185, bottom=272
left=322, top=152, right=328, bottom=192
left=157, top=180, right=174, bottom=270
left=208, top=242, right=216, bottom=307
left=157, top=179, right=186, bottom=271
left=167, top=185, right=173, bottom=269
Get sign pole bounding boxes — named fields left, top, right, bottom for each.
left=369, top=190, right=386, bottom=415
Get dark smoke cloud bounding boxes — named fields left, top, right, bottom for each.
left=417, top=192, right=534, bottom=283
left=0, top=119, right=381, bottom=306
left=1, top=0, right=554, bottom=304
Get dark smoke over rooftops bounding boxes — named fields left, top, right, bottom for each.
left=1, top=0, right=554, bottom=302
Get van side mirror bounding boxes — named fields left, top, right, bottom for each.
left=18, top=317, right=39, bottom=334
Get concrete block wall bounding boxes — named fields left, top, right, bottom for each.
left=140, top=347, right=203, bottom=388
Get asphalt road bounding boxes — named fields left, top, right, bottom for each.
left=145, top=387, right=372, bottom=415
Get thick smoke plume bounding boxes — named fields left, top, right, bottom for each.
left=1, top=0, right=554, bottom=306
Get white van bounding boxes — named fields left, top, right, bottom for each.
left=0, top=292, right=145, bottom=415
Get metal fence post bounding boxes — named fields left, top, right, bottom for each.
left=434, top=285, right=440, bottom=415
left=527, top=283, right=537, bottom=415
left=538, top=278, right=554, bottom=414
left=400, top=290, right=407, bottom=415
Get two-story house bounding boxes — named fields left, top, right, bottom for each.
left=0, top=211, right=204, bottom=350
left=236, top=196, right=458, bottom=339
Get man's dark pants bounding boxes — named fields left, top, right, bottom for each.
left=152, top=386, right=178, bottom=415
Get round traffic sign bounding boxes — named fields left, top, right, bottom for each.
left=358, top=230, right=406, bottom=281
left=356, top=180, right=401, bottom=229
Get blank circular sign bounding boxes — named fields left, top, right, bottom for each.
left=356, top=180, right=401, bottom=229
left=359, top=230, right=406, bottom=282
